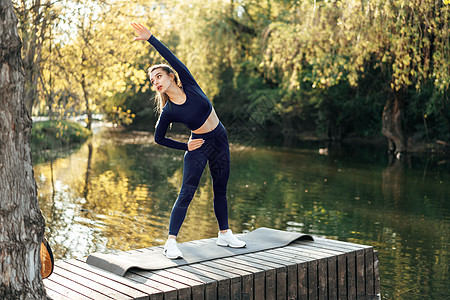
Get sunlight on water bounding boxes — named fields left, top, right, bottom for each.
left=33, top=126, right=449, bottom=299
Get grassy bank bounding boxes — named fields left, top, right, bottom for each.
left=31, top=120, right=92, bottom=151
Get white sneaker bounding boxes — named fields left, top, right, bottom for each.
left=216, top=229, right=246, bottom=248
left=163, top=239, right=183, bottom=259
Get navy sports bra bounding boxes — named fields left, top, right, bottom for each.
left=148, top=35, right=213, bottom=151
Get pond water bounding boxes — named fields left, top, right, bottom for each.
left=33, top=125, right=449, bottom=299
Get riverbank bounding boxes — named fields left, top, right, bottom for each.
left=31, top=120, right=92, bottom=151
left=288, top=131, right=449, bottom=155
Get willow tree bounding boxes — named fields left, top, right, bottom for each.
left=378, top=0, right=449, bottom=153
left=260, top=0, right=449, bottom=152
left=41, top=0, right=150, bottom=126
left=12, top=0, right=54, bottom=115
left=0, top=0, right=46, bottom=298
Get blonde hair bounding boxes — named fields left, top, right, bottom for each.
left=148, top=64, right=182, bottom=115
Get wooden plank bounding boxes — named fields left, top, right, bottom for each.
left=296, top=243, right=357, bottom=256
left=246, top=251, right=288, bottom=299
left=238, top=255, right=279, bottom=300
left=222, top=257, right=266, bottom=300
left=179, top=264, right=230, bottom=300
left=356, top=249, right=365, bottom=299
left=57, top=261, right=149, bottom=300
left=310, top=238, right=372, bottom=249
left=311, top=239, right=367, bottom=250
left=246, top=252, right=290, bottom=300
left=125, top=272, right=179, bottom=300
left=275, top=264, right=287, bottom=300
left=286, top=263, right=298, bottom=300
left=129, top=270, right=192, bottom=300
left=347, top=251, right=356, bottom=300
left=254, top=249, right=304, bottom=265
left=46, top=273, right=112, bottom=300
left=318, top=256, right=328, bottom=300
left=291, top=244, right=342, bottom=298
left=288, top=243, right=341, bottom=300
left=191, top=262, right=242, bottom=300
left=238, top=253, right=287, bottom=269
left=44, top=278, right=93, bottom=300
left=232, top=255, right=278, bottom=300
left=289, top=245, right=338, bottom=255
left=297, top=260, right=308, bottom=300
left=327, top=256, right=338, bottom=300
left=45, top=288, right=71, bottom=300
left=54, top=266, right=131, bottom=299
left=181, top=264, right=231, bottom=300
left=276, top=247, right=333, bottom=267
left=280, top=245, right=338, bottom=300
left=337, top=253, right=347, bottom=300
left=261, top=248, right=303, bottom=299
left=260, top=247, right=325, bottom=300
left=290, top=243, right=350, bottom=300
left=292, top=240, right=368, bottom=261
left=213, top=257, right=268, bottom=300
left=165, top=267, right=218, bottom=300
left=69, top=259, right=163, bottom=299
left=291, top=243, right=349, bottom=300
left=373, top=250, right=381, bottom=297
left=293, top=242, right=360, bottom=258
left=203, top=260, right=254, bottom=300
left=365, top=247, right=374, bottom=296
left=308, top=260, right=318, bottom=300
left=293, top=243, right=351, bottom=256
left=298, top=242, right=375, bottom=300
left=137, top=268, right=205, bottom=300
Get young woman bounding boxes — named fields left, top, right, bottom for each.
left=131, top=23, right=246, bottom=259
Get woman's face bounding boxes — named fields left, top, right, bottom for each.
left=150, top=68, right=174, bottom=93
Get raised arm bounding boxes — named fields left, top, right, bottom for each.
left=131, top=22, right=197, bottom=87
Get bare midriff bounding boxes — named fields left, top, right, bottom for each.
left=191, top=108, right=220, bottom=134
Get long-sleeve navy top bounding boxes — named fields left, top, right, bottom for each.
left=148, top=35, right=212, bottom=151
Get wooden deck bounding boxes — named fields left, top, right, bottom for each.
left=43, top=236, right=381, bottom=299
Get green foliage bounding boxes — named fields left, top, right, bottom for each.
left=106, top=106, right=135, bottom=127
left=405, top=84, right=450, bottom=141
left=258, top=0, right=449, bottom=142
left=31, top=120, right=92, bottom=150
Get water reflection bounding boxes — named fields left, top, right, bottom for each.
left=33, top=126, right=449, bottom=299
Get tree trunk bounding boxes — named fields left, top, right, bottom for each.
left=0, top=0, right=47, bottom=298
left=381, top=94, right=406, bottom=154
left=81, top=73, right=93, bottom=130
left=83, top=142, right=93, bottom=200
left=80, top=48, right=92, bottom=130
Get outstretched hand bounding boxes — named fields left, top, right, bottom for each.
left=131, top=22, right=152, bottom=41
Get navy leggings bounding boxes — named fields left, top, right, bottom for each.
left=169, top=122, right=230, bottom=236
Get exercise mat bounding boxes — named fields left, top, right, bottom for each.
left=86, top=227, right=313, bottom=276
